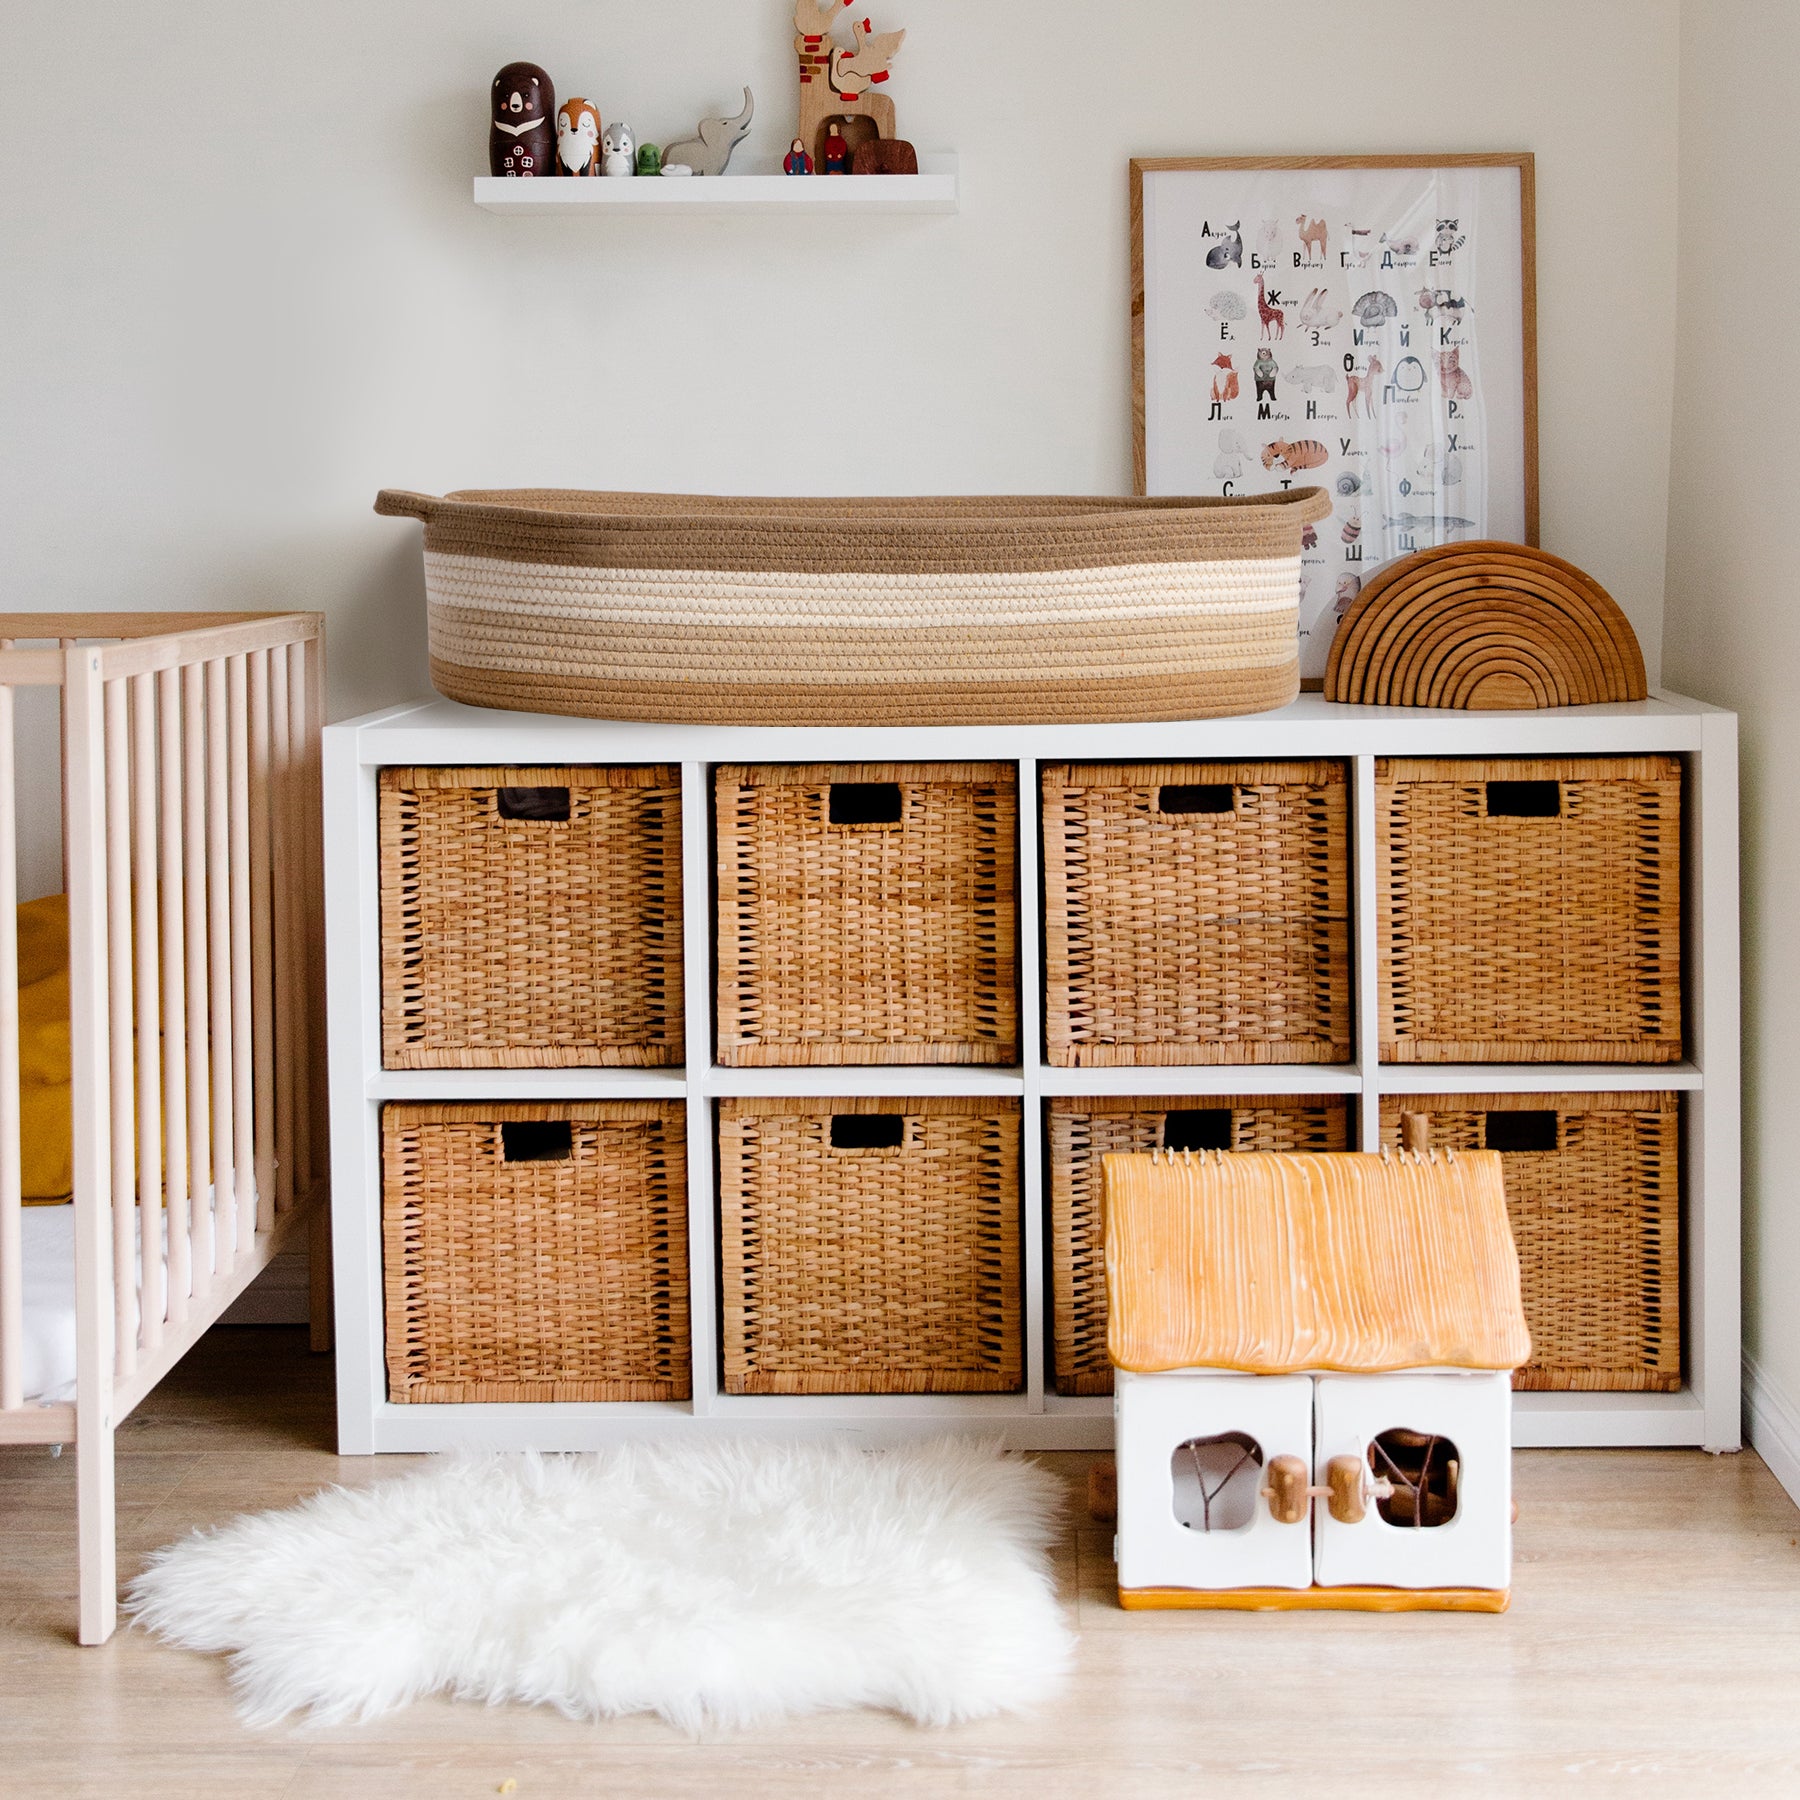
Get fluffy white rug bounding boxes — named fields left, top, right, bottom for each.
left=129, top=1438, right=1073, bottom=1731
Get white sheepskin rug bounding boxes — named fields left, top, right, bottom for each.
left=129, top=1438, right=1073, bottom=1731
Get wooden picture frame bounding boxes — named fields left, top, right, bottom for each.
left=1131, top=154, right=1538, bottom=679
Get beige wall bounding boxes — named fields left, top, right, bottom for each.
left=0, top=0, right=1680, bottom=723
left=1663, top=0, right=1800, bottom=1445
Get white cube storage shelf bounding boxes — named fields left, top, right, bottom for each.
left=325, top=694, right=1740, bottom=1455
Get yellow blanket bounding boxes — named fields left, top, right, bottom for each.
left=19, top=893, right=72, bottom=1203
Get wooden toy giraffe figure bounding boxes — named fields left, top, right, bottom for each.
left=795, top=0, right=906, bottom=168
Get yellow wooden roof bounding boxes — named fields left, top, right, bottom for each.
left=1104, top=1149, right=1531, bottom=1375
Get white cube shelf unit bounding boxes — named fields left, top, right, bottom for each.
left=325, top=692, right=1740, bottom=1455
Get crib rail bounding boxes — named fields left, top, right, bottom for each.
left=0, top=614, right=325, bottom=1432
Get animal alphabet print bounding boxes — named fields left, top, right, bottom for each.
left=1136, top=156, right=1536, bottom=675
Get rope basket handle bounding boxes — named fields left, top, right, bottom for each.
left=374, top=489, right=439, bottom=522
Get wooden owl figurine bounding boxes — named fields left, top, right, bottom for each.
left=490, top=62, right=554, bottom=177
left=556, top=98, right=602, bottom=176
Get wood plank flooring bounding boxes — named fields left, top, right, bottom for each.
left=5, top=1329, right=1800, bottom=1796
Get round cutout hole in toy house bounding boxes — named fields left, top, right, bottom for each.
left=1370, top=1429, right=1461, bottom=1529
left=1171, top=1432, right=1264, bottom=1533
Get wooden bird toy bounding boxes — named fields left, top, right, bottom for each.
left=795, top=0, right=905, bottom=169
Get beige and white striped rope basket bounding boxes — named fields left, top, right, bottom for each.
left=375, top=487, right=1333, bottom=727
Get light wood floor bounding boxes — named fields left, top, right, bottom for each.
left=6, top=1331, right=1800, bottom=1797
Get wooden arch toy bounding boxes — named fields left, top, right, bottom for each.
left=1322, top=542, right=1646, bottom=709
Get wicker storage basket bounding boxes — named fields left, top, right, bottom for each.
left=1377, top=756, right=1682, bottom=1063
left=373, top=487, right=1332, bottom=727
left=1042, top=761, right=1351, bottom=1066
left=379, top=765, right=683, bottom=1069
left=718, top=1096, right=1022, bottom=1394
left=1379, top=1092, right=1680, bottom=1391
left=382, top=1101, right=690, bottom=1403
left=715, top=763, right=1018, bottom=1066
left=1048, top=1094, right=1353, bottom=1394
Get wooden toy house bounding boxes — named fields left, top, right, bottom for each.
left=1105, top=1143, right=1531, bottom=1611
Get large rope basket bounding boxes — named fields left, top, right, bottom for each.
left=375, top=487, right=1332, bottom=727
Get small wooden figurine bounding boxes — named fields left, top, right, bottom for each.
left=601, top=121, right=636, bottom=177
left=662, top=88, right=755, bottom=177
left=636, top=142, right=663, bottom=177
left=785, top=137, right=815, bottom=175
left=555, top=98, right=602, bottom=176
left=1105, top=1137, right=1530, bottom=1611
left=490, top=62, right=555, bottom=177
left=822, top=119, right=850, bottom=173
left=795, top=2, right=905, bottom=169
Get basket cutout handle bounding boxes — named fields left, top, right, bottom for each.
left=1484, top=1110, right=1559, bottom=1154
left=1485, top=779, right=1561, bottom=819
left=1162, top=1109, right=1233, bottom=1153
left=1158, top=783, right=1236, bottom=816
left=828, top=781, right=904, bottom=827
left=497, top=786, right=572, bottom=822
left=500, top=1120, right=574, bottom=1162
left=829, top=1113, right=908, bottom=1151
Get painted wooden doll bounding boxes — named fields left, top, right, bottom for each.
left=556, top=98, right=602, bottom=176
left=491, top=63, right=555, bottom=177
left=602, top=122, right=637, bottom=177
left=822, top=119, right=850, bottom=174
left=784, top=137, right=814, bottom=175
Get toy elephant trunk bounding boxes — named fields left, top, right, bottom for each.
left=664, top=87, right=755, bottom=177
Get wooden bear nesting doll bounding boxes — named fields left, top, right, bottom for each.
left=490, top=63, right=554, bottom=177
left=556, top=98, right=602, bottom=176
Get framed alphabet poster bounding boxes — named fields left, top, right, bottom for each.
left=1131, top=154, right=1537, bottom=678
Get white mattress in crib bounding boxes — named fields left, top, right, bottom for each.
left=18, top=1190, right=237, bottom=1405
left=19, top=1206, right=78, bottom=1404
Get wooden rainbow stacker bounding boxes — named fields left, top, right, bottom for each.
left=1104, top=1136, right=1531, bottom=1611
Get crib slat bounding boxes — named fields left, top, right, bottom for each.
left=270, top=649, right=295, bottom=1215
left=286, top=640, right=313, bottom=1204
left=302, top=629, right=330, bottom=1348
left=65, top=645, right=117, bottom=1646
left=182, top=663, right=211, bottom=1281
left=131, top=672, right=164, bottom=1352
left=103, top=679, right=137, bottom=1376
left=158, top=667, right=191, bottom=1319
left=204, top=659, right=235, bottom=1266
left=248, top=651, right=275, bottom=1233
left=227, top=654, right=256, bottom=1255
left=0, top=662, right=22, bottom=1411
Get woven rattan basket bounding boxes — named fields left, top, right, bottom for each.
left=1048, top=1094, right=1353, bottom=1394
left=375, top=486, right=1332, bottom=727
left=1042, top=761, right=1351, bottom=1066
left=379, top=765, right=683, bottom=1069
left=1379, top=1093, right=1680, bottom=1391
left=382, top=1101, right=690, bottom=1403
left=718, top=1096, right=1022, bottom=1394
left=1377, top=756, right=1682, bottom=1063
left=715, top=763, right=1018, bottom=1066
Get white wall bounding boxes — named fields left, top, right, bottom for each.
left=1, top=0, right=1680, bottom=724
left=1662, top=0, right=1800, bottom=1487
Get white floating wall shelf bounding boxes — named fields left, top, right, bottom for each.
left=473, top=153, right=959, bottom=217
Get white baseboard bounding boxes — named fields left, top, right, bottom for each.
left=1743, top=1352, right=1800, bottom=1510
left=218, top=1247, right=312, bottom=1325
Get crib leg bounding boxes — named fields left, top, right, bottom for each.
left=76, top=1410, right=117, bottom=1645
left=308, top=1194, right=334, bottom=1353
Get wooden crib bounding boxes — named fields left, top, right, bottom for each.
left=0, top=614, right=326, bottom=1644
